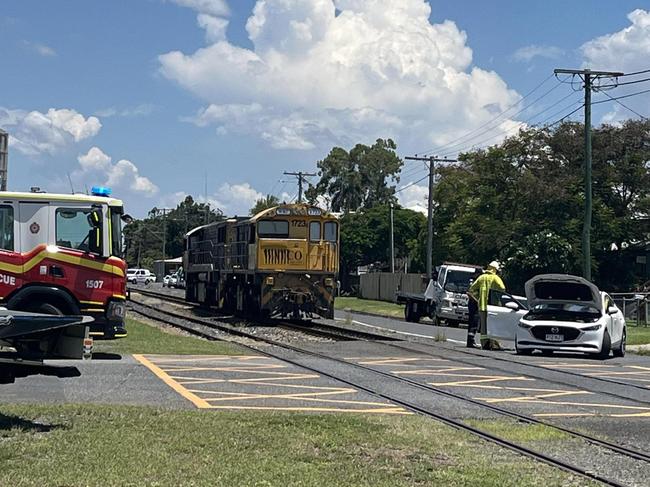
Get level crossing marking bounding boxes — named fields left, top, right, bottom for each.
left=133, top=354, right=211, bottom=408
left=137, top=354, right=410, bottom=414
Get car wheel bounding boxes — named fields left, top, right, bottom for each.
left=130, top=278, right=137, bottom=284
left=446, top=319, right=460, bottom=328
left=612, top=328, right=626, bottom=358
left=595, top=330, right=612, bottom=360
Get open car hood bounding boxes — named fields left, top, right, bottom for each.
left=524, top=274, right=602, bottom=313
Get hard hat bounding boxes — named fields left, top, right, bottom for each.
left=488, top=261, right=501, bottom=271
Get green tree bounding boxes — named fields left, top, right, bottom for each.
left=429, top=120, right=650, bottom=292
left=123, top=196, right=221, bottom=268
left=306, top=139, right=403, bottom=212
left=250, top=194, right=280, bottom=215
left=339, top=205, right=427, bottom=283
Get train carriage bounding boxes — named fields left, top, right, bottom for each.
left=184, top=204, right=339, bottom=319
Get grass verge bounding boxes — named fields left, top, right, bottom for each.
left=335, top=296, right=404, bottom=319
left=93, top=317, right=246, bottom=356
left=626, top=325, right=650, bottom=346
left=0, top=404, right=592, bottom=487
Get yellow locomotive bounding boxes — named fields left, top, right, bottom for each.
left=184, top=204, right=339, bottom=319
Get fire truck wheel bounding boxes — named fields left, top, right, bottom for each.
left=27, top=302, right=64, bottom=316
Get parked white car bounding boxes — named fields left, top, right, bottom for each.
left=162, top=275, right=172, bottom=287
left=514, top=274, right=625, bottom=359
left=126, top=268, right=156, bottom=285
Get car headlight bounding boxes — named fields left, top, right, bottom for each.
left=518, top=321, right=533, bottom=330
left=582, top=324, right=602, bottom=331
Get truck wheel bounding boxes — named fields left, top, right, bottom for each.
left=26, top=302, right=64, bottom=316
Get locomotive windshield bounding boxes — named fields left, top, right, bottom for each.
left=258, top=220, right=289, bottom=238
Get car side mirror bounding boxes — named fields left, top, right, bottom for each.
left=607, top=305, right=618, bottom=315
left=504, top=301, right=519, bottom=311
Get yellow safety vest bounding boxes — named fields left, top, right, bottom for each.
left=468, top=270, right=505, bottom=311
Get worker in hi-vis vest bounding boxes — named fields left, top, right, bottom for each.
left=467, top=261, right=506, bottom=350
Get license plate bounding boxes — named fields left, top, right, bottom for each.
left=545, top=334, right=564, bottom=342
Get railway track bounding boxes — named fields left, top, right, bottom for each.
left=128, top=291, right=649, bottom=486
left=134, top=289, right=650, bottom=396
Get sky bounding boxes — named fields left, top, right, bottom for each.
left=1, top=0, right=649, bottom=217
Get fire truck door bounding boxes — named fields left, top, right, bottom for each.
left=18, top=202, right=50, bottom=253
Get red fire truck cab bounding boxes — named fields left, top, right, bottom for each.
left=0, top=188, right=129, bottom=338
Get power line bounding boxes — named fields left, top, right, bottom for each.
left=591, top=87, right=650, bottom=105
left=620, top=68, right=650, bottom=77
left=544, top=103, right=585, bottom=128
left=394, top=173, right=429, bottom=194
left=437, top=97, right=583, bottom=158
left=424, top=81, right=565, bottom=157
left=416, top=73, right=556, bottom=156
left=595, top=90, right=648, bottom=120
left=597, top=76, right=650, bottom=89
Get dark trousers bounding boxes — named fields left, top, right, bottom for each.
left=467, top=298, right=479, bottom=346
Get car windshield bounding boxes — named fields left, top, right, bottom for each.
left=525, top=303, right=600, bottom=323
left=444, top=270, right=474, bottom=292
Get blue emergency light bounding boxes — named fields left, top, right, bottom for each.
left=91, top=186, right=112, bottom=197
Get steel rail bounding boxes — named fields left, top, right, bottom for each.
left=128, top=296, right=634, bottom=486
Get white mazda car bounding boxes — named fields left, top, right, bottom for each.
left=514, top=274, right=626, bottom=359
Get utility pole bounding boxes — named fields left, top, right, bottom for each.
left=405, top=155, right=457, bottom=279
left=153, top=208, right=172, bottom=262
left=554, top=68, right=623, bottom=281
left=390, top=203, right=395, bottom=273
left=0, top=129, right=8, bottom=191
left=284, top=171, right=316, bottom=203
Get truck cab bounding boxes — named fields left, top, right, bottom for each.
left=429, top=263, right=482, bottom=326
left=0, top=187, right=129, bottom=338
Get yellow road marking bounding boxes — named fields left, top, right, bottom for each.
left=351, top=357, right=449, bottom=364
left=149, top=355, right=265, bottom=363
left=204, top=405, right=411, bottom=414
left=171, top=373, right=320, bottom=385
left=161, top=364, right=288, bottom=372
left=430, top=376, right=534, bottom=387
left=534, top=413, right=599, bottom=418
left=393, top=367, right=483, bottom=375
left=478, top=391, right=592, bottom=404
left=133, top=354, right=211, bottom=408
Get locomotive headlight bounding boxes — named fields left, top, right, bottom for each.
left=324, top=278, right=334, bottom=287
left=265, top=276, right=275, bottom=286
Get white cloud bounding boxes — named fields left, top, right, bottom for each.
left=582, top=9, right=650, bottom=72
left=581, top=9, right=650, bottom=122
left=94, top=104, right=155, bottom=118
left=397, top=182, right=427, bottom=214
left=170, top=0, right=229, bottom=17
left=0, top=107, right=101, bottom=155
left=75, top=147, right=159, bottom=197
left=512, top=45, right=564, bottom=62
left=160, top=0, right=520, bottom=153
left=23, top=40, right=56, bottom=57
left=208, top=182, right=263, bottom=215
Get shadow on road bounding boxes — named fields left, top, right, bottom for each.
left=0, top=412, right=59, bottom=433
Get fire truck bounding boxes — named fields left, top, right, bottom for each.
left=0, top=187, right=129, bottom=338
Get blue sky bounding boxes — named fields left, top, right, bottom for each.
left=1, top=1, right=649, bottom=216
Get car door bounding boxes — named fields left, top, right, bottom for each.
left=604, top=294, right=624, bottom=344
left=486, top=290, right=528, bottom=340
